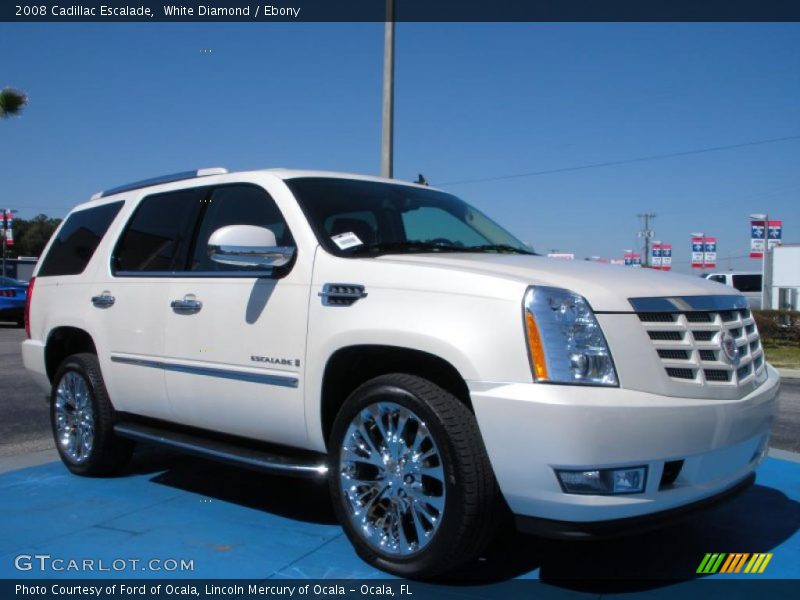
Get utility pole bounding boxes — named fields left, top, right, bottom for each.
left=380, top=0, right=395, bottom=178
left=637, top=213, right=656, bottom=267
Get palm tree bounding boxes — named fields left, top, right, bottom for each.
left=0, top=87, right=28, bottom=118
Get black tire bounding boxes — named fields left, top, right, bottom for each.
left=50, top=353, right=134, bottom=476
left=328, top=373, right=499, bottom=579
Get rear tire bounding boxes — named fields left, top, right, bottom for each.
left=329, top=373, right=499, bottom=579
left=50, top=353, right=134, bottom=476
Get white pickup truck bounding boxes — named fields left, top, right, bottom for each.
left=22, top=168, right=779, bottom=578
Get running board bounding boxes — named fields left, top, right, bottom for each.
left=114, top=421, right=328, bottom=478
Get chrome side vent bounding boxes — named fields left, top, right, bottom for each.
left=319, top=283, right=368, bottom=307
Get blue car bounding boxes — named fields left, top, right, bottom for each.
left=0, top=276, right=27, bottom=327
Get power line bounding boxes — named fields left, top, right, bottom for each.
left=435, top=134, right=800, bottom=187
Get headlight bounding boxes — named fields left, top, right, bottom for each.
left=523, top=286, right=618, bottom=386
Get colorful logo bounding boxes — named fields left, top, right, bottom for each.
left=697, top=553, right=773, bottom=574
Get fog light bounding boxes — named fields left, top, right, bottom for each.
left=556, top=466, right=647, bottom=495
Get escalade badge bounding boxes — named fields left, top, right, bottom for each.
left=720, top=333, right=740, bottom=365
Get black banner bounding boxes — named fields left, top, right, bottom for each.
left=3, top=579, right=800, bottom=600
left=3, top=1, right=800, bottom=23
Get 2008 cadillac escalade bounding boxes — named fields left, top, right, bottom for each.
left=22, top=168, right=779, bottom=577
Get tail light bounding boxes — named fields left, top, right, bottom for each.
left=25, top=277, right=35, bottom=338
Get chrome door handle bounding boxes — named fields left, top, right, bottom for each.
left=170, top=295, right=202, bottom=314
left=91, top=292, right=115, bottom=308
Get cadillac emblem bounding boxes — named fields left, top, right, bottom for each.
left=721, top=332, right=740, bottom=365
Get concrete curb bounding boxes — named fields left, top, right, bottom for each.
left=769, top=447, right=800, bottom=463
left=0, top=448, right=58, bottom=474
left=777, top=367, right=800, bottom=379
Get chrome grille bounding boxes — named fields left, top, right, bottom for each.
left=635, top=307, right=765, bottom=386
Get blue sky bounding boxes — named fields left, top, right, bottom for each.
left=1, top=23, right=798, bottom=271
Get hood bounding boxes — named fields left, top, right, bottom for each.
left=375, top=254, right=738, bottom=312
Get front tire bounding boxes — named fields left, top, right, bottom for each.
left=329, top=373, right=498, bottom=578
left=50, top=353, right=134, bottom=476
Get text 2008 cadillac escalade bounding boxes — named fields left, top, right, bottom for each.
left=22, top=168, right=779, bottom=577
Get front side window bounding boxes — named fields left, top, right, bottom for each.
left=286, top=177, right=531, bottom=257
left=190, top=184, right=293, bottom=272
left=708, top=275, right=727, bottom=284
left=38, top=201, right=123, bottom=277
left=113, top=188, right=206, bottom=273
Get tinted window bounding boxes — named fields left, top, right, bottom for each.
left=732, top=274, right=762, bottom=293
left=708, top=275, right=727, bottom=284
left=402, top=206, right=489, bottom=246
left=38, top=201, right=123, bottom=277
left=287, top=178, right=529, bottom=257
left=190, top=185, right=293, bottom=272
left=113, top=188, right=206, bottom=273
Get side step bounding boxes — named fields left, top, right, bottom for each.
left=114, top=421, right=328, bottom=478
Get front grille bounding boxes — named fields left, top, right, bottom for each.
left=666, top=367, right=695, bottom=380
left=699, top=349, right=717, bottom=361
left=658, top=349, right=689, bottom=360
left=648, top=330, right=684, bottom=341
left=704, top=369, right=730, bottom=382
left=692, top=330, right=715, bottom=342
left=637, top=307, right=764, bottom=387
left=639, top=312, right=675, bottom=322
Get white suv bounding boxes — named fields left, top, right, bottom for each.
left=22, top=168, right=779, bottom=577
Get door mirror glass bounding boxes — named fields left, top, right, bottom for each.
left=208, top=225, right=295, bottom=269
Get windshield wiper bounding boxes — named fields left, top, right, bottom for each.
left=349, top=241, right=467, bottom=256
left=462, top=244, right=535, bottom=255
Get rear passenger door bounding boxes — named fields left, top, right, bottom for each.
left=93, top=188, right=206, bottom=421
left=163, top=183, right=310, bottom=448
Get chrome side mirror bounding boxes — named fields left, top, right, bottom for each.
left=208, top=225, right=295, bottom=269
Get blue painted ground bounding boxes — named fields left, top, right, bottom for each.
left=1, top=449, right=798, bottom=589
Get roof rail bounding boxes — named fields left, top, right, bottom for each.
left=97, top=167, right=228, bottom=198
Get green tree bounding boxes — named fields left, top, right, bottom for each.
left=10, top=214, right=61, bottom=257
left=0, top=87, right=28, bottom=118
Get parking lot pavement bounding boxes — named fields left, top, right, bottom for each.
left=0, top=325, right=52, bottom=458
left=0, top=450, right=798, bottom=585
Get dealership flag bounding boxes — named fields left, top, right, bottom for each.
left=651, top=242, right=663, bottom=268
left=661, top=243, right=672, bottom=271
left=2, top=211, right=12, bottom=248
left=691, top=236, right=716, bottom=269
left=750, top=220, right=782, bottom=259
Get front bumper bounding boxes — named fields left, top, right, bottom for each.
left=469, top=365, right=780, bottom=527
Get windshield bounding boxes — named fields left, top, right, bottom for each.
left=286, top=177, right=532, bottom=257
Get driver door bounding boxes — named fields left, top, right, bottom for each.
left=163, top=183, right=310, bottom=448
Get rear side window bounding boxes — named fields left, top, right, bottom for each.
left=708, top=275, right=727, bottom=284
left=732, top=274, right=762, bottom=293
left=113, top=188, right=206, bottom=273
left=38, top=201, right=123, bottom=277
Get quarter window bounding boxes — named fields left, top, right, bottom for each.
left=38, top=201, right=123, bottom=277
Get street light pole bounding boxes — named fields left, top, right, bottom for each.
left=638, top=213, right=656, bottom=267
left=380, top=0, right=395, bottom=178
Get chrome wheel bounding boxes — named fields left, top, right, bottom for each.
left=54, top=371, right=95, bottom=463
left=339, top=401, right=446, bottom=556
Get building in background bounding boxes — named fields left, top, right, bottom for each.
left=769, top=244, right=800, bottom=311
